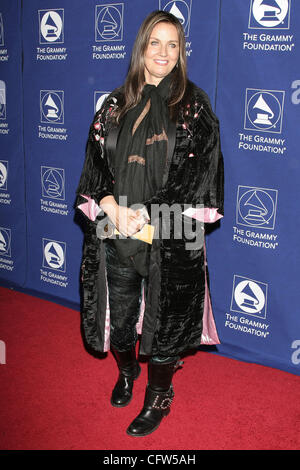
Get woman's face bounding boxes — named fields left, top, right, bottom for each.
left=144, top=22, right=180, bottom=86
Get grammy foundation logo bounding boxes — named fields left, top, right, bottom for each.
left=238, top=89, right=287, bottom=156
left=225, top=275, right=270, bottom=339
left=38, top=91, right=67, bottom=141
left=0, top=227, right=11, bottom=257
left=249, top=0, right=290, bottom=29
left=39, top=9, right=64, bottom=44
left=92, top=5, right=126, bottom=60
left=42, top=239, right=66, bottom=272
left=0, top=80, right=6, bottom=121
left=0, top=13, right=4, bottom=46
left=0, top=227, right=14, bottom=271
left=41, top=239, right=68, bottom=287
left=0, top=160, right=8, bottom=191
left=0, top=13, right=8, bottom=62
left=0, top=160, right=10, bottom=205
left=233, top=185, right=279, bottom=251
left=231, top=275, right=268, bottom=319
left=40, top=167, right=68, bottom=216
left=40, top=90, right=64, bottom=124
left=236, top=186, right=278, bottom=230
left=95, top=3, right=124, bottom=42
left=41, top=167, right=65, bottom=200
left=244, top=88, right=285, bottom=133
left=243, top=1, right=294, bottom=53
left=160, top=0, right=192, bottom=37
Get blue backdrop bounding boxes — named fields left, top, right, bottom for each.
left=1, top=0, right=299, bottom=376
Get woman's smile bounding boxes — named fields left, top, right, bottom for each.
left=153, top=59, right=169, bottom=65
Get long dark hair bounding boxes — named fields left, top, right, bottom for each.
left=114, top=10, right=187, bottom=122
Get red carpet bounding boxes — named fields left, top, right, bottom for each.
left=0, top=285, right=299, bottom=450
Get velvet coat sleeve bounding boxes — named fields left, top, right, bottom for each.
left=75, top=96, right=118, bottom=352
left=75, top=95, right=117, bottom=222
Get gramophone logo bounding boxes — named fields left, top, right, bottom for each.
left=236, top=185, right=278, bottom=230
left=39, top=9, right=64, bottom=44
left=95, top=3, right=124, bottom=42
left=94, top=91, right=111, bottom=113
left=0, top=160, right=8, bottom=191
left=0, top=13, right=4, bottom=46
left=231, top=275, right=268, bottom=319
left=0, top=227, right=11, bottom=257
left=160, top=0, right=192, bottom=37
left=249, top=0, right=290, bottom=30
left=0, top=80, right=6, bottom=120
left=40, top=90, right=64, bottom=124
left=41, top=166, right=65, bottom=200
left=244, top=88, right=285, bottom=133
left=42, top=238, right=66, bottom=272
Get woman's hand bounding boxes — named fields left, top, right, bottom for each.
left=113, top=205, right=142, bottom=237
left=99, top=196, right=142, bottom=237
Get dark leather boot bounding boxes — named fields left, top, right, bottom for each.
left=111, top=347, right=141, bottom=407
left=126, top=358, right=182, bottom=437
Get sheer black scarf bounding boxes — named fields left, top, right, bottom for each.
left=112, top=73, right=173, bottom=275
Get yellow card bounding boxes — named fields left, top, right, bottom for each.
left=132, top=224, right=155, bottom=244
left=114, top=224, right=155, bottom=244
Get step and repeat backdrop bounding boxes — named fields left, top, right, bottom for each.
left=0, top=2, right=27, bottom=286
left=1, top=0, right=300, bottom=376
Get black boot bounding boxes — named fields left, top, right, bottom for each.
left=111, top=347, right=141, bottom=407
left=126, top=358, right=182, bottom=437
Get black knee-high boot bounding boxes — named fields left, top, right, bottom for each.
left=111, top=347, right=141, bottom=407
left=126, top=358, right=182, bottom=436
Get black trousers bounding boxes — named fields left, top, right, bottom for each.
left=105, top=239, right=147, bottom=352
left=104, top=239, right=177, bottom=363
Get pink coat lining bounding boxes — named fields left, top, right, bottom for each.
left=182, top=207, right=223, bottom=223
left=78, top=195, right=102, bottom=221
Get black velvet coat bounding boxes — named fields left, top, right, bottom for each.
left=76, top=81, right=224, bottom=357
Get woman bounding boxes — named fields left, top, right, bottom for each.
left=76, top=10, right=224, bottom=437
